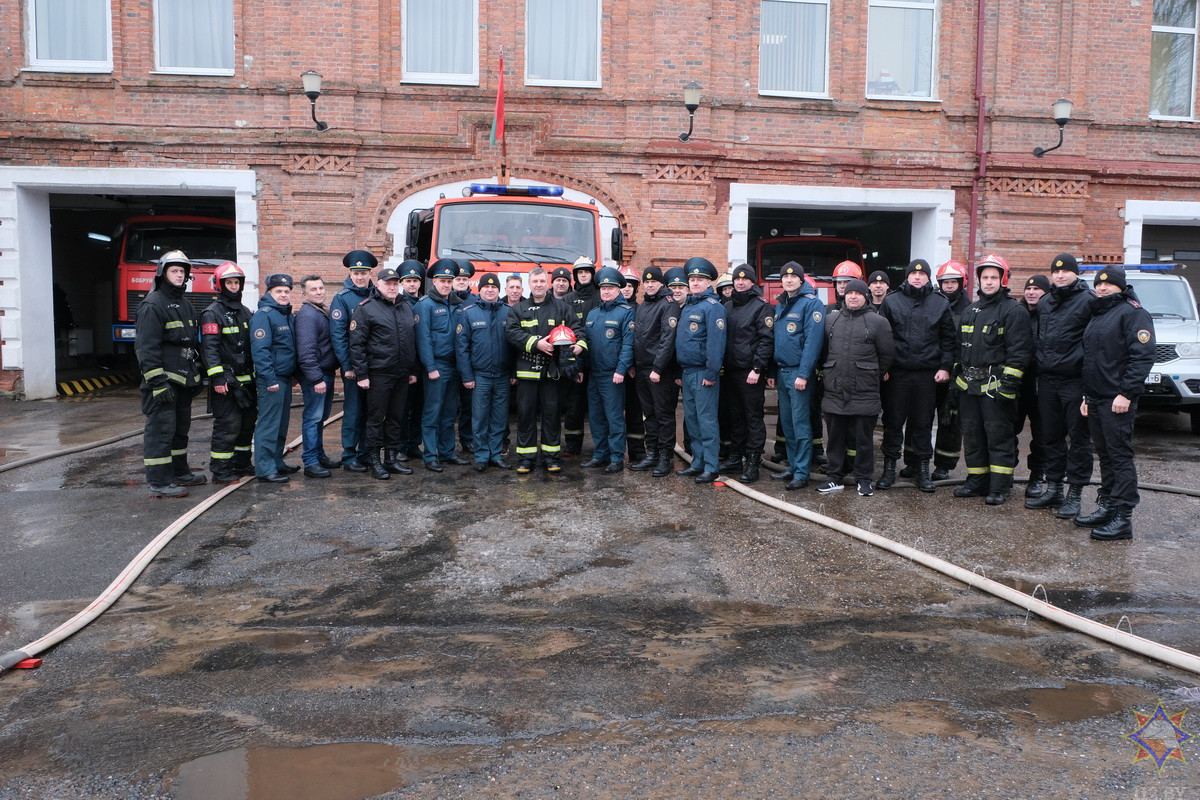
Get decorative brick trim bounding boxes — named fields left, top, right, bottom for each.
left=652, top=164, right=711, bottom=183
left=284, top=155, right=359, bottom=175
left=984, top=177, right=1088, bottom=197
left=1081, top=253, right=1124, bottom=264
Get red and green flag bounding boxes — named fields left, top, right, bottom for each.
left=490, top=49, right=505, bottom=147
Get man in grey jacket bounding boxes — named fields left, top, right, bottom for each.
left=816, top=279, right=895, bottom=497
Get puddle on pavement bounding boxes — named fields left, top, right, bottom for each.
left=1016, top=680, right=1158, bottom=724
left=169, top=742, right=485, bottom=800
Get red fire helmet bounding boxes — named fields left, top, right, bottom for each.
left=547, top=324, right=578, bottom=346
left=832, top=261, right=864, bottom=280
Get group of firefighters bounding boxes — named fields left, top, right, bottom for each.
left=135, top=246, right=1155, bottom=541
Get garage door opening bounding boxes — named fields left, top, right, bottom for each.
left=745, top=207, right=914, bottom=288
left=49, top=194, right=236, bottom=383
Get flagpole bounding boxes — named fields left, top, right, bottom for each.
left=495, top=47, right=509, bottom=186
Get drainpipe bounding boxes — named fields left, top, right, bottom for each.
left=967, top=0, right=988, bottom=269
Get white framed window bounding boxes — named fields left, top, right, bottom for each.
left=26, top=0, right=112, bottom=73
left=154, top=0, right=234, bottom=75
left=759, top=0, right=829, bottom=97
left=402, top=0, right=479, bottom=85
left=525, top=0, right=601, bottom=88
left=866, top=0, right=937, bottom=100
left=1151, top=0, right=1198, bottom=119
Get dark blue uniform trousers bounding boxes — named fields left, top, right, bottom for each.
left=339, top=377, right=369, bottom=464
left=587, top=371, right=627, bottom=463
left=470, top=373, right=510, bottom=463
left=682, top=368, right=720, bottom=473
left=776, top=367, right=814, bottom=481
left=254, top=379, right=293, bottom=477
left=1086, top=397, right=1139, bottom=508
left=422, top=364, right=460, bottom=462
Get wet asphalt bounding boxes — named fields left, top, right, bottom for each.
left=1, top=387, right=1199, bottom=799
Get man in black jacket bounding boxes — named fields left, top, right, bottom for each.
left=1077, top=267, right=1156, bottom=540
left=717, top=263, right=774, bottom=483
left=1024, top=253, right=1095, bottom=518
left=562, top=257, right=599, bottom=455
left=633, top=266, right=681, bottom=477
left=951, top=254, right=1033, bottom=505
left=349, top=267, right=419, bottom=480
left=137, top=250, right=205, bottom=497
left=296, top=275, right=341, bottom=478
left=200, top=261, right=255, bottom=484
left=877, top=259, right=955, bottom=492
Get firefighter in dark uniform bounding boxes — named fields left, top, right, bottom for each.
left=717, top=263, right=774, bottom=483
left=580, top=266, right=636, bottom=472
left=1025, top=253, right=1096, bottom=519
left=329, top=249, right=376, bottom=472
left=348, top=266, right=418, bottom=480
left=1078, top=267, right=1155, bottom=540
left=397, top=259, right=426, bottom=459
left=619, top=266, right=648, bottom=466
left=928, top=259, right=971, bottom=481
left=136, top=250, right=205, bottom=497
left=951, top=254, right=1032, bottom=505
left=674, top=257, right=727, bottom=483
left=768, top=261, right=826, bottom=490
left=452, top=259, right=478, bottom=454
left=504, top=266, right=585, bottom=473
left=1016, top=274, right=1049, bottom=499
left=636, top=267, right=682, bottom=477
left=876, top=259, right=955, bottom=492
left=250, top=273, right=300, bottom=483
left=200, top=261, right=255, bottom=484
left=562, top=256, right=599, bottom=454
left=415, top=259, right=467, bottom=471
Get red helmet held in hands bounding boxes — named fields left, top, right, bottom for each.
left=547, top=324, right=577, bottom=346
left=832, top=261, right=864, bottom=280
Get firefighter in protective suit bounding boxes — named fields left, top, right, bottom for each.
left=200, top=261, right=256, bottom=483
left=136, top=250, right=205, bottom=497
left=951, top=254, right=1032, bottom=505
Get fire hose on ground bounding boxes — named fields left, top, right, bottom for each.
left=0, top=411, right=343, bottom=672
left=678, top=445, right=1200, bottom=678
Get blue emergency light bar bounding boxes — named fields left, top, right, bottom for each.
left=1079, top=264, right=1177, bottom=271
left=469, top=183, right=565, bottom=197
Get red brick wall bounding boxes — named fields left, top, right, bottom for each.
left=3, top=0, right=1200, bottom=291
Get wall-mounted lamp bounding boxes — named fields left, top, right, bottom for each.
left=678, top=82, right=702, bottom=142
left=301, top=70, right=329, bottom=132
left=1032, top=97, right=1073, bottom=157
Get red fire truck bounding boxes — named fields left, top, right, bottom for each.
left=754, top=235, right=865, bottom=305
left=403, top=183, right=621, bottom=285
left=110, top=215, right=236, bottom=343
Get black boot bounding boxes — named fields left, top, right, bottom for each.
left=718, top=453, right=744, bottom=474
left=1074, top=499, right=1115, bottom=528
left=1090, top=506, right=1133, bottom=541
left=876, top=459, right=897, bottom=490
left=953, top=476, right=987, bottom=498
left=1024, top=481, right=1065, bottom=510
left=366, top=449, right=390, bottom=480
left=1054, top=484, right=1084, bottom=519
left=931, top=465, right=951, bottom=482
left=898, top=463, right=916, bottom=479
left=915, top=460, right=935, bottom=493
left=384, top=449, right=414, bottom=475
left=739, top=454, right=762, bottom=484
left=630, top=448, right=657, bottom=472
left=652, top=449, right=674, bottom=478
left=985, top=474, right=1012, bottom=505
left=1024, top=473, right=1045, bottom=499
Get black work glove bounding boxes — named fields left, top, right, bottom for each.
left=151, top=384, right=175, bottom=411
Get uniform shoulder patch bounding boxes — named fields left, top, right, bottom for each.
left=812, top=311, right=823, bottom=323
left=456, top=323, right=463, bottom=334
left=254, top=328, right=266, bottom=339
left=358, top=298, right=370, bottom=306
left=1128, top=300, right=1142, bottom=308
left=668, top=317, right=677, bottom=327
left=715, top=318, right=725, bottom=329
left=414, top=315, right=420, bottom=324
left=349, top=320, right=357, bottom=331
left=1137, top=329, right=1152, bottom=343
left=201, top=323, right=219, bottom=335
left=765, top=316, right=774, bottom=327
left=331, top=308, right=342, bottom=319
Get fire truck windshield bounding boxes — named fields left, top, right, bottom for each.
left=436, top=202, right=596, bottom=263
left=124, top=224, right=236, bottom=263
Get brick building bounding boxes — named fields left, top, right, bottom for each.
left=3, top=0, right=1200, bottom=398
